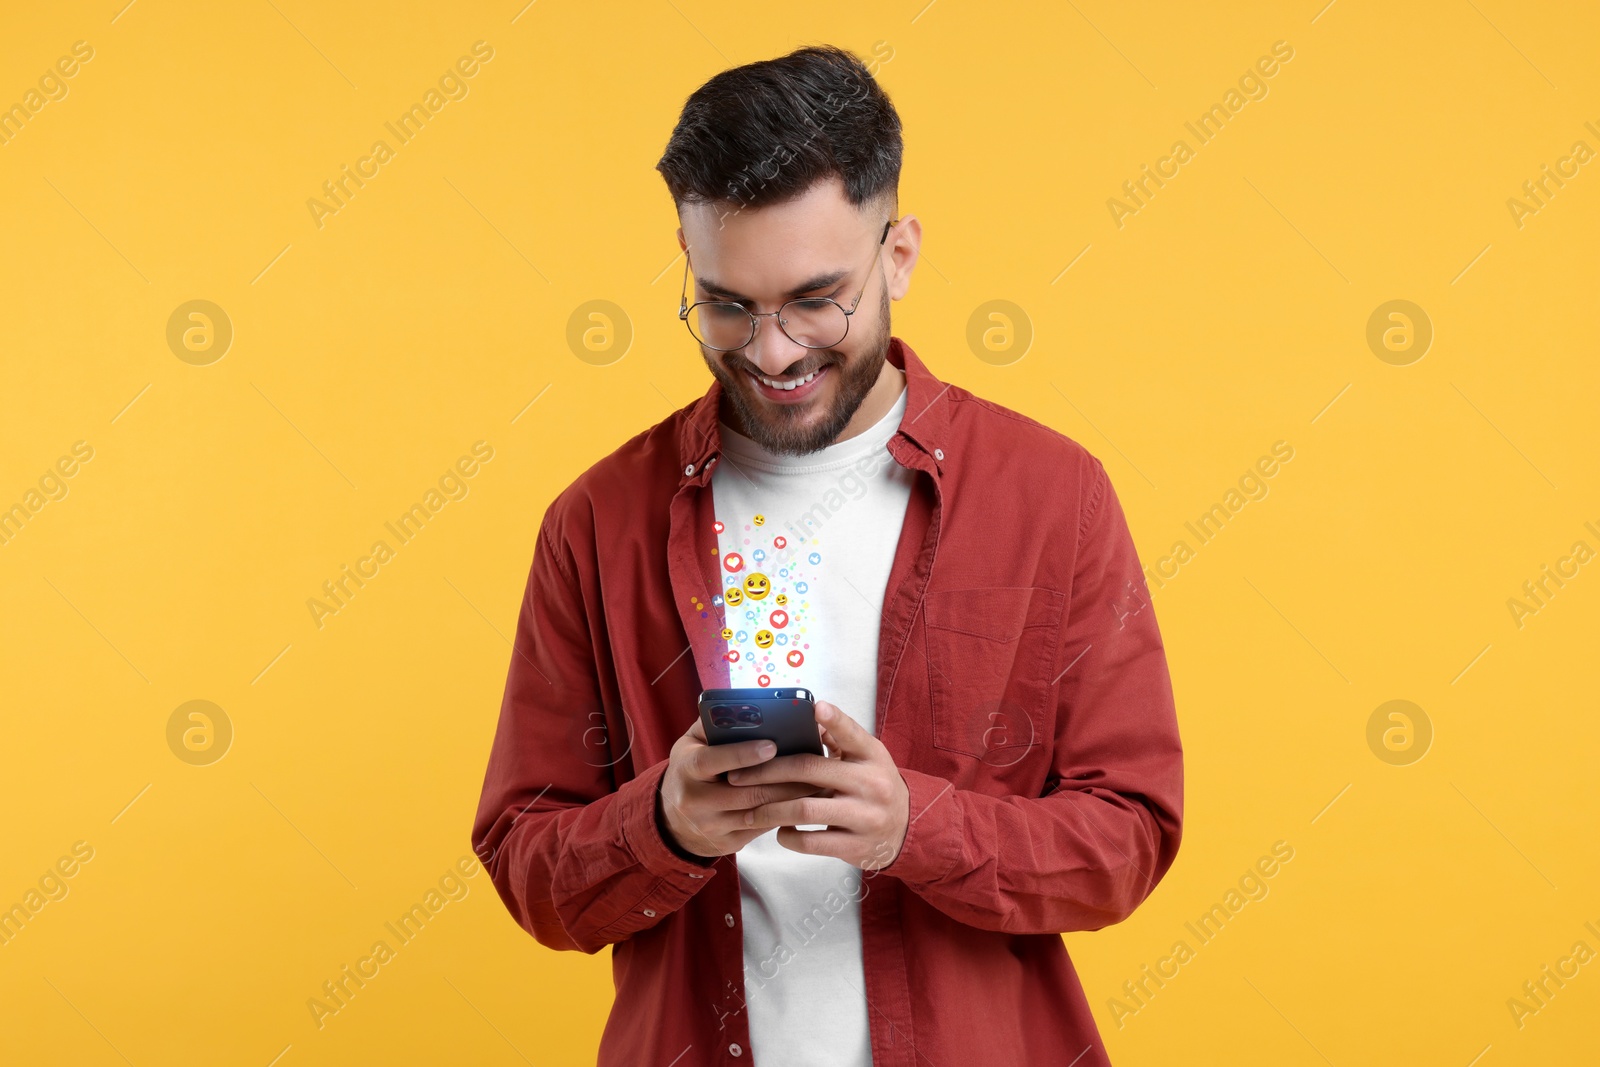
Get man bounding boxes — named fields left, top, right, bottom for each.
left=471, top=44, right=1183, bottom=1067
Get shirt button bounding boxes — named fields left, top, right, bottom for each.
left=642, top=908, right=656, bottom=917
left=690, top=872, right=703, bottom=879
left=685, top=463, right=696, bottom=476
left=933, top=447, right=944, bottom=461
left=724, top=913, right=735, bottom=927
left=729, top=1043, right=743, bottom=1057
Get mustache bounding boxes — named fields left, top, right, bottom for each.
left=724, top=355, right=836, bottom=378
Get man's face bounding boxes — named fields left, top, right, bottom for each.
left=678, top=177, right=893, bottom=457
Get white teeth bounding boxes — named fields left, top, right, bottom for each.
left=755, top=368, right=820, bottom=391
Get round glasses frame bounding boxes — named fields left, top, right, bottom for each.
left=677, top=217, right=896, bottom=352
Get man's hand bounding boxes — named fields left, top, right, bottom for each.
left=658, top=715, right=831, bottom=860
left=726, top=701, right=910, bottom=871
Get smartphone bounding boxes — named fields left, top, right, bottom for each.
left=698, top=688, right=825, bottom=759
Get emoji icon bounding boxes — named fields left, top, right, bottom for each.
left=774, top=535, right=786, bottom=548
left=723, top=552, right=744, bottom=573
left=776, top=633, right=788, bottom=645
left=713, top=520, right=724, bottom=534
left=757, top=673, right=770, bottom=686
left=775, top=593, right=787, bottom=606
left=724, top=586, right=743, bottom=606
left=725, top=650, right=740, bottom=663
left=753, top=549, right=766, bottom=563
left=786, top=650, right=804, bottom=667
left=753, top=514, right=765, bottom=526
left=808, top=552, right=821, bottom=565
left=720, top=627, right=733, bottom=641
left=744, top=573, right=770, bottom=600
left=769, top=609, right=788, bottom=629
left=795, top=581, right=808, bottom=594
left=754, top=629, right=774, bottom=649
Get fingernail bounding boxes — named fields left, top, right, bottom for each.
left=758, top=742, right=776, bottom=757
left=744, top=810, right=755, bottom=826
left=727, top=771, right=743, bottom=784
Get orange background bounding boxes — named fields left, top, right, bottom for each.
left=2, top=1, right=1596, bottom=1063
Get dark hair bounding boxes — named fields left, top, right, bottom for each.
left=656, top=44, right=901, bottom=218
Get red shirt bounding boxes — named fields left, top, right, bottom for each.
left=471, top=336, right=1184, bottom=1066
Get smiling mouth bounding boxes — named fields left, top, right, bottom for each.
left=745, top=365, right=826, bottom=391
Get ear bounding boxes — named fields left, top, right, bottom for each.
left=885, top=215, right=921, bottom=301
left=676, top=225, right=687, bottom=252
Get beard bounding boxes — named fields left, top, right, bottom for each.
left=704, top=282, right=892, bottom=457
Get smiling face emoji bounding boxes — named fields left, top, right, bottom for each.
left=720, top=627, right=733, bottom=641
left=775, top=593, right=787, bottom=606
left=754, top=629, right=774, bottom=649
left=724, top=586, right=743, bottom=606
left=743, top=572, right=770, bottom=600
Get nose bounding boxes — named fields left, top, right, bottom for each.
left=745, top=309, right=810, bottom=376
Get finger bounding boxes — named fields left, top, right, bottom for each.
left=688, top=716, right=707, bottom=742
left=689, top=737, right=777, bottom=782
left=773, top=827, right=857, bottom=860
left=745, top=795, right=866, bottom=831
left=726, top=751, right=857, bottom=790
left=819, top=724, right=845, bottom=759
left=773, top=828, right=898, bottom=869
left=802, top=754, right=840, bottom=798
left=719, top=779, right=827, bottom=813
left=694, top=781, right=830, bottom=839
left=814, top=701, right=875, bottom=760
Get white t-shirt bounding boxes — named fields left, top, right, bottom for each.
left=710, top=383, right=914, bottom=1067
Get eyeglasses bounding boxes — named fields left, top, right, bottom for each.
left=678, top=217, right=896, bottom=352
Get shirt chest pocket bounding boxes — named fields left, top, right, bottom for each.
left=920, top=586, right=1065, bottom=763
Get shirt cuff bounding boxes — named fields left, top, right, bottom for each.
left=624, top=758, right=719, bottom=881
left=878, top=766, right=964, bottom=884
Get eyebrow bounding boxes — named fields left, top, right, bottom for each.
left=694, top=265, right=853, bottom=304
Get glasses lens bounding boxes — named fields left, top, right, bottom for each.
left=687, top=303, right=754, bottom=351
left=779, top=299, right=849, bottom=348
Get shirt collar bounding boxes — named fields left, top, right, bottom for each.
left=675, top=335, right=951, bottom=483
